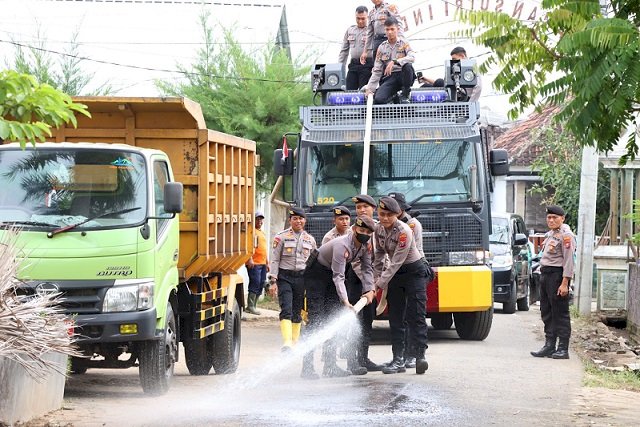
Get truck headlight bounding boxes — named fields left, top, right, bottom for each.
left=491, top=255, right=513, bottom=268
left=449, top=250, right=486, bottom=265
left=103, top=280, right=154, bottom=312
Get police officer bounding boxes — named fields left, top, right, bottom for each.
left=339, top=6, right=373, bottom=91
left=270, top=207, right=317, bottom=352
left=365, top=17, right=416, bottom=104
left=348, top=194, right=384, bottom=372
left=531, top=205, right=576, bottom=359
left=322, top=206, right=352, bottom=244
left=362, top=0, right=404, bottom=61
left=374, top=196, right=429, bottom=374
left=302, top=215, right=377, bottom=379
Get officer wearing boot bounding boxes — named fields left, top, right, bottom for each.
left=270, top=207, right=316, bottom=352
left=374, top=197, right=429, bottom=375
left=348, top=194, right=384, bottom=372
left=531, top=205, right=575, bottom=359
left=245, top=210, right=268, bottom=315
left=322, top=206, right=352, bottom=244
left=301, top=215, right=377, bottom=379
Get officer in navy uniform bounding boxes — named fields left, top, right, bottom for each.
left=339, top=5, right=373, bottom=90
left=531, top=205, right=576, bottom=359
left=374, top=196, right=429, bottom=375
left=301, top=215, right=377, bottom=379
left=270, top=207, right=317, bottom=352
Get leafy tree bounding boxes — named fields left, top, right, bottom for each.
left=156, top=12, right=312, bottom=190
left=529, top=127, right=610, bottom=232
left=458, top=0, right=640, bottom=163
left=0, top=70, right=90, bottom=147
left=7, top=27, right=112, bottom=96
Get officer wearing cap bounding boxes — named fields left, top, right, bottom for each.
left=339, top=5, right=373, bottom=90
left=322, top=206, right=352, bottom=244
left=245, top=210, right=268, bottom=315
left=362, top=0, right=404, bottom=62
left=301, top=215, right=377, bottom=379
left=531, top=205, right=576, bottom=360
left=270, top=207, right=317, bottom=352
left=375, top=196, right=429, bottom=375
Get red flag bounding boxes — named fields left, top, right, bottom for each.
left=282, top=136, right=288, bottom=161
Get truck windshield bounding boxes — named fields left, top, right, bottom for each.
left=307, top=141, right=476, bottom=206
left=0, top=148, right=147, bottom=230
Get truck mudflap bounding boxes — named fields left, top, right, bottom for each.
left=428, top=266, right=492, bottom=313
left=73, top=307, right=158, bottom=343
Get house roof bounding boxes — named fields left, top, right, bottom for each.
left=493, top=104, right=562, bottom=167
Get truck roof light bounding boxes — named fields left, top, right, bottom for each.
left=410, top=89, right=448, bottom=103
left=327, top=92, right=366, bottom=106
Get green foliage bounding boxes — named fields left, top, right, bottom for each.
left=0, top=70, right=90, bottom=147
left=7, top=27, right=113, bottom=96
left=529, top=127, right=610, bottom=232
left=156, top=12, right=312, bottom=190
left=457, top=0, right=640, bottom=163
left=630, top=200, right=640, bottom=245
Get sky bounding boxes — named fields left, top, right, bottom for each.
left=0, top=0, right=544, bottom=120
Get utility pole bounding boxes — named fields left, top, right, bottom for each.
left=574, top=146, right=599, bottom=315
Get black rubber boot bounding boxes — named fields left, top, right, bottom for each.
left=530, top=336, right=557, bottom=358
left=301, top=352, right=319, bottom=380
left=360, top=346, right=383, bottom=372
left=382, top=356, right=406, bottom=374
left=323, top=345, right=350, bottom=377
left=551, top=338, right=570, bottom=359
left=415, top=349, right=428, bottom=375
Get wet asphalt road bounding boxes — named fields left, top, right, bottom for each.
left=52, top=305, right=584, bottom=427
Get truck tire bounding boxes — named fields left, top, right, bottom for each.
left=212, top=299, right=241, bottom=374
left=70, top=357, right=88, bottom=374
left=139, top=302, right=177, bottom=395
left=453, top=308, right=493, bottom=340
left=184, top=334, right=214, bottom=375
left=430, top=313, right=453, bottom=330
left=502, top=280, right=517, bottom=314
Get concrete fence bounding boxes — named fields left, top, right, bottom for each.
left=0, top=353, right=67, bottom=425
left=629, top=262, right=640, bottom=343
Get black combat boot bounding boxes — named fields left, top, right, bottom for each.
left=551, top=337, right=570, bottom=359
left=382, top=356, right=406, bottom=374
left=404, top=357, right=416, bottom=369
left=415, top=349, right=428, bottom=375
left=301, top=352, right=319, bottom=380
left=360, top=346, right=383, bottom=371
left=347, top=357, right=368, bottom=376
left=530, top=336, right=557, bottom=358
left=323, top=348, right=351, bottom=378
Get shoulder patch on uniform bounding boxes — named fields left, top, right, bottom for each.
left=563, top=235, right=572, bottom=248
left=273, top=237, right=281, bottom=248
left=398, top=232, right=407, bottom=249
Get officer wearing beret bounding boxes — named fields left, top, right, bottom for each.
left=322, top=206, right=352, bottom=244
left=270, top=207, right=317, bottom=352
left=531, top=205, right=576, bottom=359
left=375, top=196, right=429, bottom=374
left=301, top=215, right=377, bottom=378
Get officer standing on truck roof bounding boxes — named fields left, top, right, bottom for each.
left=339, top=6, right=373, bottom=91
left=270, top=207, right=317, bottom=352
left=374, top=196, right=429, bottom=375
left=530, top=205, right=576, bottom=360
left=322, top=206, right=352, bottom=244
left=364, top=17, right=416, bottom=104
left=301, top=215, right=377, bottom=379
left=361, top=0, right=404, bottom=62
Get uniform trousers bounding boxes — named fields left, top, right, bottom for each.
left=539, top=266, right=571, bottom=340
left=373, top=63, right=416, bottom=104
left=346, top=58, right=373, bottom=90
left=277, top=269, right=305, bottom=323
left=386, top=259, right=428, bottom=358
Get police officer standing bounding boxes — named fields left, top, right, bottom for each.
left=362, top=0, right=404, bottom=61
left=531, top=205, right=576, bottom=359
left=270, top=207, right=317, bottom=352
left=301, top=215, right=377, bottom=379
left=374, top=196, right=429, bottom=374
left=322, top=206, right=352, bottom=244
left=365, top=17, right=416, bottom=104
left=339, top=6, right=373, bottom=91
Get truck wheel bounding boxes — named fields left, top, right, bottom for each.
left=70, top=357, right=88, bottom=374
left=139, top=302, right=177, bottom=395
left=502, top=280, right=517, bottom=314
left=454, top=308, right=493, bottom=340
left=212, top=299, right=241, bottom=374
left=431, top=313, right=453, bottom=330
left=184, top=335, right=214, bottom=375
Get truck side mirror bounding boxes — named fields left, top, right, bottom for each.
left=273, top=149, right=294, bottom=176
left=164, top=182, right=183, bottom=214
left=514, top=233, right=528, bottom=246
left=489, top=149, right=509, bottom=176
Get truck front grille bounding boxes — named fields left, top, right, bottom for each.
left=17, top=280, right=114, bottom=315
